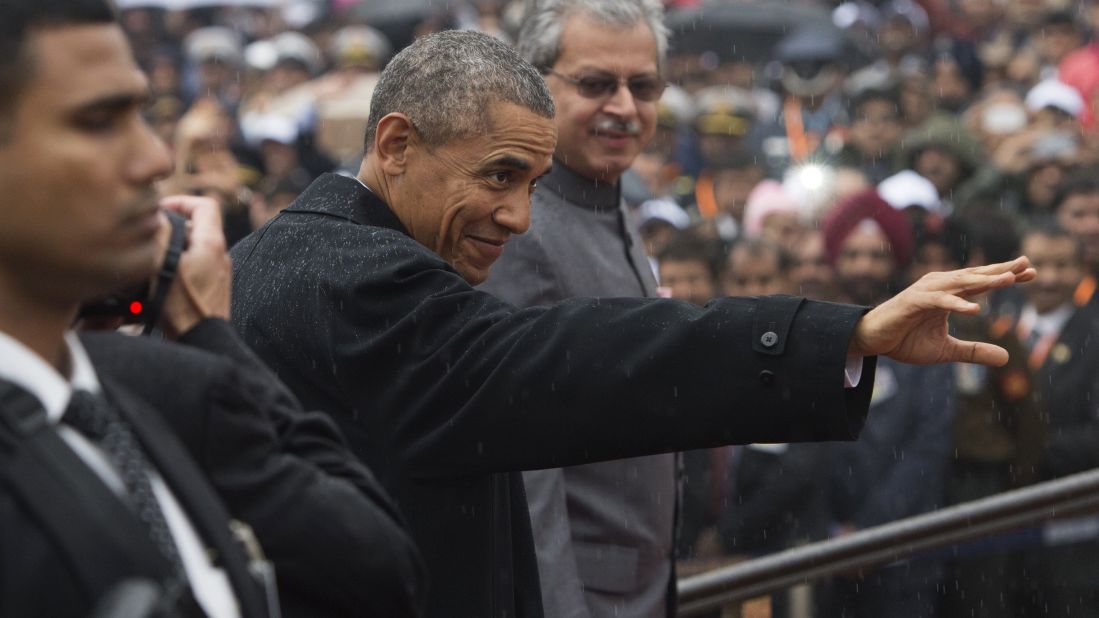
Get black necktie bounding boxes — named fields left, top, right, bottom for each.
left=62, top=390, right=188, bottom=587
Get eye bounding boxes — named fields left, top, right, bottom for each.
left=75, top=111, right=122, bottom=133
left=491, top=171, right=512, bottom=185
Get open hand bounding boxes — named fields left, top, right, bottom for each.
left=848, top=257, right=1036, bottom=366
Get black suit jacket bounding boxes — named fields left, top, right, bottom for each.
left=81, top=319, right=426, bottom=617
left=230, top=173, right=877, bottom=618
left=1033, top=302, right=1099, bottom=479
left=0, top=375, right=267, bottom=618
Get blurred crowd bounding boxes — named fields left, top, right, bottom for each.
left=115, top=0, right=1099, bottom=616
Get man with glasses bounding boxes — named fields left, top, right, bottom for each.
left=480, top=2, right=687, bottom=615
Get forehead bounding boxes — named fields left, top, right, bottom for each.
left=841, top=224, right=890, bottom=250
left=19, top=24, right=147, bottom=110
left=731, top=246, right=780, bottom=268
left=1061, top=192, right=1099, bottom=211
left=555, top=13, right=658, bottom=73
left=454, top=101, right=556, bottom=161
left=1024, top=233, right=1077, bottom=256
left=662, top=258, right=709, bottom=272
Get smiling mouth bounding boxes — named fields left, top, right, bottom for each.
left=469, top=234, right=506, bottom=247
left=594, top=129, right=634, bottom=140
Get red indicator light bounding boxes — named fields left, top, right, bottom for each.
left=129, top=301, right=143, bottom=315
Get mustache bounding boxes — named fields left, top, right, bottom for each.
left=594, top=117, right=642, bottom=136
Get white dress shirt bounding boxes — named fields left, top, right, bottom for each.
left=0, top=330, right=240, bottom=618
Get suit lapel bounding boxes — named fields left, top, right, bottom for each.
left=1, top=410, right=172, bottom=594
left=97, top=374, right=267, bottom=618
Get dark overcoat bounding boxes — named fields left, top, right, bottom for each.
left=230, top=173, right=877, bottom=618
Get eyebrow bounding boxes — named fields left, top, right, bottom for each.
left=72, top=89, right=152, bottom=115
left=485, top=155, right=532, bottom=171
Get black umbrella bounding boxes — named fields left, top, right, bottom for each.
left=667, top=1, right=841, bottom=63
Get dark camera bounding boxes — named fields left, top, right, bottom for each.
left=78, top=210, right=188, bottom=335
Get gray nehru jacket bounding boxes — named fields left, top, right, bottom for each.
left=478, top=161, right=677, bottom=618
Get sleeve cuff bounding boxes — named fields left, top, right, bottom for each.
left=844, top=355, right=864, bottom=388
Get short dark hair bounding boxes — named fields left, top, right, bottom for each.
left=849, top=87, right=901, bottom=119
left=0, top=0, right=115, bottom=132
left=726, top=238, right=791, bottom=274
left=364, top=30, right=555, bottom=152
left=955, top=209, right=1020, bottom=265
left=1023, top=219, right=1084, bottom=263
left=657, top=231, right=725, bottom=280
left=1051, top=170, right=1099, bottom=213
left=912, top=216, right=971, bottom=267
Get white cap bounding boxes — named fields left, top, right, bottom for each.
left=184, top=27, right=242, bottom=66
left=241, top=113, right=299, bottom=147
left=638, top=199, right=690, bottom=230
left=271, top=32, right=323, bottom=75
left=1025, top=79, right=1085, bottom=118
left=878, top=170, right=943, bottom=213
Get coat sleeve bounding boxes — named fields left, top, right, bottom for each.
left=262, top=231, right=876, bottom=479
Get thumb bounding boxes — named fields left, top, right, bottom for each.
left=944, top=337, right=1009, bottom=367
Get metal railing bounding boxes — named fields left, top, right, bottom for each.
left=677, top=467, right=1099, bottom=615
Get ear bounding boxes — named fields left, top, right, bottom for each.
left=373, top=112, right=415, bottom=177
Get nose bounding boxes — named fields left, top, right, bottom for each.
left=128, top=118, right=173, bottom=185
left=494, top=193, right=532, bottom=235
left=602, top=81, right=639, bottom=119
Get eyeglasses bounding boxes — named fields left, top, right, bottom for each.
left=544, top=69, right=666, bottom=102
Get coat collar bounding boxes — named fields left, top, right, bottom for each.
left=539, top=159, right=621, bottom=212
left=288, top=173, right=411, bottom=236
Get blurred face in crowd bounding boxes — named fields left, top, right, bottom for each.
left=959, top=0, right=1000, bottom=30
left=641, top=220, right=679, bottom=258
left=834, top=222, right=897, bottom=306
left=850, top=98, right=902, bottom=160
left=759, top=211, right=804, bottom=252
left=546, top=13, right=659, bottom=183
left=1057, top=191, right=1099, bottom=274
left=712, top=165, right=763, bottom=222
left=789, top=231, right=837, bottom=300
left=933, top=58, right=973, bottom=111
left=1025, top=162, right=1070, bottom=212
left=879, top=18, right=920, bottom=58
left=1022, top=232, right=1083, bottom=314
left=391, top=101, right=555, bottom=285
left=907, top=240, right=959, bottom=285
left=660, top=258, right=716, bottom=306
left=723, top=244, right=788, bottom=296
left=1036, top=22, right=1083, bottom=65
left=0, top=24, right=172, bottom=308
left=698, top=132, right=747, bottom=168
left=914, top=146, right=963, bottom=196
left=899, top=73, right=934, bottom=128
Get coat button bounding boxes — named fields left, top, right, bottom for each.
left=759, top=370, right=775, bottom=386
left=760, top=331, right=779, bottom=348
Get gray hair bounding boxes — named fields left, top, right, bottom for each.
left=517, top=0, right=669, bottom=71
left=364, top=30, right=555, bottom=152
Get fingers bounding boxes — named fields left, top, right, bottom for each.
left=160, top=195, right=226, bottom=252
left=945, top=338, right=1009, bottom=367
left=967, top=256, right=1031, bottom=277
left=928, top=291, right=981, bottom=315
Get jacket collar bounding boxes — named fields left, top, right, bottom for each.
left=539, top=159, right=621, bottom=212
left=288, top=173, right=411, bottom=236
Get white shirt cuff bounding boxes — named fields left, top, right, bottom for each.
left=844, top=355, right=864, bottom=388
